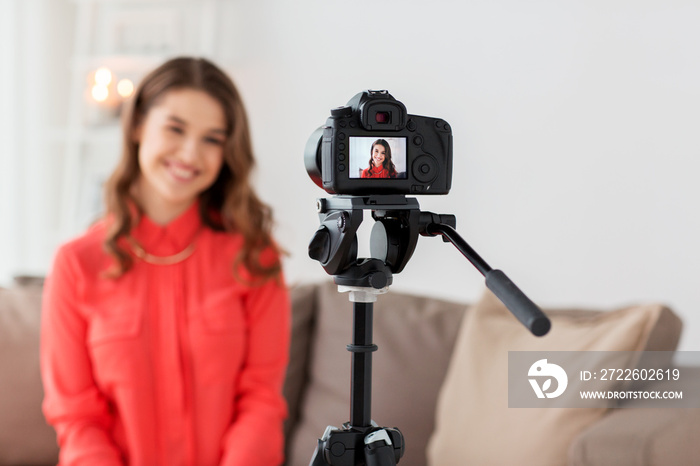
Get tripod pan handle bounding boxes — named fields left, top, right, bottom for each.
left=485, top=270, right=550, bottom=337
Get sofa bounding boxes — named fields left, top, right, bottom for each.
left=1, top=277, right=698, bottom=465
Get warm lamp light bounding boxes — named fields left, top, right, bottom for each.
left=94, top=67, right=113, bottom=86
left=91, top=84, right=109, bottom=102
left=88, top=66, right=134, bottom=114
left=117, top=78, right=135, bottom=98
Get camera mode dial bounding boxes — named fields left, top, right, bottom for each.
left=331, top=106, right=353, bottom=118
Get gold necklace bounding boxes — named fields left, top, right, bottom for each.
left=127, top=233, right=199, bottom=266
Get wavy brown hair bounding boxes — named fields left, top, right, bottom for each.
left=103, top=57, right=281, bottom=281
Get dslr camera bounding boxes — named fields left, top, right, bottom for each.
left=305, top=90, right=453, bottom=195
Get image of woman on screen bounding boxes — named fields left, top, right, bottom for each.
left=361, top=139, right=398, bottom=178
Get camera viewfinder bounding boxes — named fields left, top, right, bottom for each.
left=375, top=112, right=391, bottom=124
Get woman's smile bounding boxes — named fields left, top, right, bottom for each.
left=165, top=160, right=200, bottom=182
left=372, top=146, right=386, bottom=167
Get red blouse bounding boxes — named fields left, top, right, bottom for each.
left=40, top=202, right=290, bottom=466
left=361, top=165, right=395, bottom=178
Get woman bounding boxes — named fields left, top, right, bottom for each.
left=40, top=57, right=290, bottom=466
left=360, top=138, right=398, bottom=178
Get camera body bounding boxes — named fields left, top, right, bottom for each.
left=305, top=90, right=453, bottom=195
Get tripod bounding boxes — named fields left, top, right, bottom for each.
left=307, top=195, right=550, bottom=466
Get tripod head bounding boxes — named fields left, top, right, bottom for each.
left=309, top=195, right=424, bottom=289
left=308, top=194, right=550, bottom=336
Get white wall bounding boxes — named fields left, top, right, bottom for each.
left=218, top=0, right=700, bottom=350
left=0, top=0, right=64, bottom=282
left=0, top=0, right=20, bottom=283
left=3, top=0, right=699, bottom=350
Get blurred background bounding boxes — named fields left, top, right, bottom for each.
left=1, top=0, right=698, bottom=350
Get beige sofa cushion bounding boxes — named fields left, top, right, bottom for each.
left=569, top=407, right=700, bottom=466
left=569, top=365, right=700, bottom=465
left=0, top=278, right=59, bottom=465
left=286, top=282, right=468, bottom=466
left=428, top=290, right=682, bottom=466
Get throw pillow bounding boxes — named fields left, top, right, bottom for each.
left=427, top=289, right=682, bottom=466
left=569, top=365, right=700, bottom=465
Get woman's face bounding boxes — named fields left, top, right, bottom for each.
left=134, top=88, right=227, bottom=222
left=371, top=144, right=386, bottom=167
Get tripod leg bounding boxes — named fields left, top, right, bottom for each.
left=309, top=439, right=327, bottom=466
left=364, top=428, right=404, bottom=466
left=308, top=426, right=335, bottom=466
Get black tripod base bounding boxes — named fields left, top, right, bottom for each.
left=309, top=423, right=404, bottom=466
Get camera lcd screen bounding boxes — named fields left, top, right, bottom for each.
left=348, top=137, right=408, bottom=179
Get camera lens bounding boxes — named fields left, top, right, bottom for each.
left=375, top=112, right=390, bottom=123
left=304, top=126, right=326, bottom=189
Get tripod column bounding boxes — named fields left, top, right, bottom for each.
left=348, top=301, right=378, bottom=428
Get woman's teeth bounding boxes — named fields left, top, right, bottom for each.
left=171, top=165, right=196, bottom=179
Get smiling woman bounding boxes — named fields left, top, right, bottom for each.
left=360, top=138, right=399, bottom=179
left=40, top=57, right=291, bottom=466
